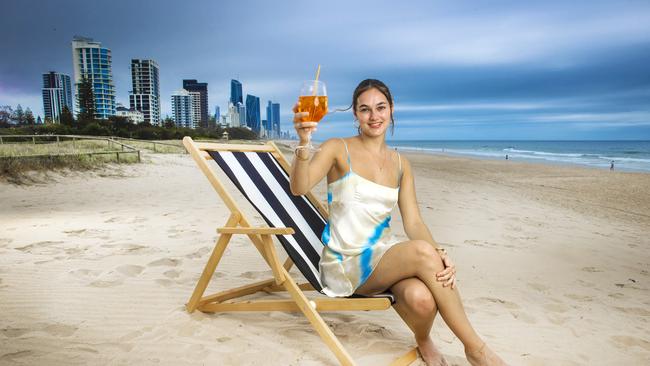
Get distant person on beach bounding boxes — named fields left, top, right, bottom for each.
left=610, top=161, right=614, bottom=170
left=505, top=154, right=508, bottom=160
left=291, top=79, right=509, bottom=366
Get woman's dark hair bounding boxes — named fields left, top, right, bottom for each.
left=350, top=79, right=395, bottom=135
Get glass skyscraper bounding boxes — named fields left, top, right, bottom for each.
left=230, top=79, right=243, bottom=106
left=130, top=59, right=160, bottom=125
left=42, top=71, right=73, bottom=122
left=266, top=101, right=281, bottom=138
left=245, top=94, right=261, bottom=134
left=71, top=36, right=116, bottom=119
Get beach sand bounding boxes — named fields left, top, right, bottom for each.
left=1, top=149, right=648, bottom=365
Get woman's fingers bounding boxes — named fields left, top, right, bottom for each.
left=445, top=274, right=454, bottom=287
left=293, top=111, right=309, bottom=122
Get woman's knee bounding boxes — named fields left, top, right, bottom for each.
left=411, top=240, right=444, bottom=271
left=403, top=283, right=436, bottom=317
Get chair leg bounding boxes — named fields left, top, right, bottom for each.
left=281, top=268, right=356, bottom=366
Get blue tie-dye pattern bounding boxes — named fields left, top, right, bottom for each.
left=321, top=221, right=331, bottom=245
left=321, top=221, right=343, bottom=261
left=327, top=190, right=333, bottom=204
left=359, top=216, right=391, bottom=285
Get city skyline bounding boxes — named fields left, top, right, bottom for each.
left=1, top=0, right=649, bottom=139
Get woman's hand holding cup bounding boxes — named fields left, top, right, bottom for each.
left=293, top=103, right=318, bottom=145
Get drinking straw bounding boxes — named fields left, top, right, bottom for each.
left=312, top=65, right=321, bottom=96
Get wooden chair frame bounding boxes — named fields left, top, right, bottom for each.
left=182, top=137, right=416, bottom=366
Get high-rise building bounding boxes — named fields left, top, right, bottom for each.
left=215, top=106, right=220, bottom=120
left=266, top=101, right=281, bottom=138
left=129, top=59, right=160, bottom=125
left=71, top=36, right=116, bottom=119
left=245, top=94, right=261, bottom=134
left=230, top=79, right=243, bottom=105
left=171, top=89, right=195, bottom=128
left=189, top=91, right=202, bottom=128
left=272, top=103, right=280, bottom=137
left=42, top=71, right=73, bottom=122
left=182, top=79, right=208, bottom=128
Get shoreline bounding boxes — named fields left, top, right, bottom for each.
left=301, top=139, right=650, bottom=174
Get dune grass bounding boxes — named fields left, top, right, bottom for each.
left=0, top=138, right=139, bottom=185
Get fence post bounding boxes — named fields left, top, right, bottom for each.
left=153, top=142, right=157, bottom=152
left=0, top=136, right=3, bottom=144
left=116, top=152, right=120, bottom=163
left=32, top=136, right=36, bottom=144
left=56, top=136, right=60, bottom=146
left=137, top=150, right=141, bottom=163
left=73, top=137, right=76, bottom=149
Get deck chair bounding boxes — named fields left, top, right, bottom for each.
left=182, top=136, right=417, bottom=366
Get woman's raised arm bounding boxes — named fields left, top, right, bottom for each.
left=289, top=103, right=340, bottom=195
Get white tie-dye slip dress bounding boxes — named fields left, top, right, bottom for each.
left=319, top=139, right=402, bottom=297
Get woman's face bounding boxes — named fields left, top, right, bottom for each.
left=354, top=88, right=393, bottom=138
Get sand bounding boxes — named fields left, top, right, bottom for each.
left=0, top=149, right=648, bottom=365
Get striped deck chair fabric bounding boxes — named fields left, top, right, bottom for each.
left=208, top=149, right=394, bottom=303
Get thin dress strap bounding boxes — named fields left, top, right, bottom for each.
left=397, top=151, right=403, bottom=187
left=340, top=138, right=351, bottom=172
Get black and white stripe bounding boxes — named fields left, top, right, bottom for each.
left=209, top=150, right=394, bottom=303
left=210, top=151, right=326, bottom=292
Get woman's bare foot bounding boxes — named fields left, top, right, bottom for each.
left=416, top=337, right=448, bottom=366
left=465, top=342, right=508, bottom=366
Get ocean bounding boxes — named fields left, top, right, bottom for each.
left=384, top=140, right=650, bottom=173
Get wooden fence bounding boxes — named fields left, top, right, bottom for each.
left=0, top=135, right=141, bottom=162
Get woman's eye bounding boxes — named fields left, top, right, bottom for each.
left=378, top=106, right=385, bottom=111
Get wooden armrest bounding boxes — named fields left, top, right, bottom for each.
left=217, top=227, right=295, bottom=235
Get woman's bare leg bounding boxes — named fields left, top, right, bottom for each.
left=391, top=278, right=448, bottom=366
left=356, top=240, right=507, bottom=366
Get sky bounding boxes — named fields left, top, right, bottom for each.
left=1, top=0, right=649, bottom=140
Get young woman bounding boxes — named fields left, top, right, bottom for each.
left=290, top=79, right=508, bottom=366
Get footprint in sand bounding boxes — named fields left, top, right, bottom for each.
left=15, top=241, right=64, bottom=255
left=0, top=350, right=37, bottom=362
left=1, top=327, right=31, bottom=338
left=42, top=323, right=78, bottom=337
left=564, top=293, right=594, bottom=302
left=148, top=258, right=181, bottom=267
left=581, top=266, right=603, bottom=273
left=185, top=246, right=211, bottom=259
left=0, top=238, right=13, bottom=248
left=509, top=310, right=537, bottom=324
left=610, top=335, right=650, bottom=351
left=89, top=279, right=123, bottom=288
left=238, top=270, right=272, bottom=279
left=69, top=268, right=102, bottom=279
left=527, top=282, right=549, bottom=293
left=543, top=302, right=570, bottom=313
left=613, top=306, right=650, bottom=316
left=155, top=279, right=174, bottom=287
left=474, top=297, right=521, bottom=310
left=116, top=265, right=145, bottom=277
left=163, top=270, right=180, bottom=279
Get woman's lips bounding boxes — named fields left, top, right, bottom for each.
left=368, top=122, right=382, bottom=129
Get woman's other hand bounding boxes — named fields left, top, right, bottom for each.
left=436, top=254, right=457, bottom=289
